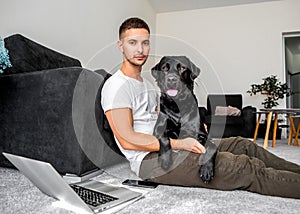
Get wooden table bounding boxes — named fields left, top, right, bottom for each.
left=289, top=115, right=300, bottom=147
left=253, top=108, right=300, bottom=148
left=253, top=111, right=269, bottom=144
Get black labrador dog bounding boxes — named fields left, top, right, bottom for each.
left=151, top=56, right=217, bottom=183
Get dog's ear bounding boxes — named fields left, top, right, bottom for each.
left=151, top=56, right=166, bottom=80
left=151, top=62, right=159, bottom=80
left=184, top=56, right=200, bottom=80
left=178, top=56, right=200, bottom=80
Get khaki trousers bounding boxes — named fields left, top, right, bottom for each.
left=139, top=137, right=300, bottom=199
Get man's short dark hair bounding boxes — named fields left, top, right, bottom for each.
left=119, top=17, right=150, bottom=39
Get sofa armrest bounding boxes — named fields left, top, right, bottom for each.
left=0, top=67, right=89, bottom=174
left=0, top=67, right=125, bottom=175
left=199, top=107, right=208, bottom=122
left=241, top=106, right=257, bottom=136
left=242, top=106, right=256, bottom=119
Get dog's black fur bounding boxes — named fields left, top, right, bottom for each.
left=151, top=56, right=217, bottom=183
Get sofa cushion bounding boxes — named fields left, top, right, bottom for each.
left=215, top=106, right=241, bottom=116
left=3, top=34, right=81, bottom=74
left=71, top=69, right=126, bottom=171
left=207, top=94, right=242, bottom=115
left=94, top=69, right=124, bottom=157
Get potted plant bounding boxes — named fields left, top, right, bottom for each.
left=247, top=75, right=292, bottom=109
left=0, top=37, right=12, bottom=74
left=247, top=75, right=292, bottom=139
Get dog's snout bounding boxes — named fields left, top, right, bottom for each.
left=167, top=74, right=178, bottom=82
left=166, top=73, right=180, bottom=87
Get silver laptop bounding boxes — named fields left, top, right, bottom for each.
left=3, top=152, right=143, bottom=213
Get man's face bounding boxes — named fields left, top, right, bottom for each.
left=118, top=28, right=150, bottom=67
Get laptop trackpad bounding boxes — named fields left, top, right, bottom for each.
left=79, top=180, right=120, bottom=194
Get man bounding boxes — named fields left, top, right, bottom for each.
left=101, top=17, right=300, bottom=199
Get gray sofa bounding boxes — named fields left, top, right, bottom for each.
left=199, top=94, right=256, bottom=138
left=0, top=34, right=125, bottom=175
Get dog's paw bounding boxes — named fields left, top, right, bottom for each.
left=199, top=161, right=214, bottom=183
left=158, top=150, right=173, bottom=170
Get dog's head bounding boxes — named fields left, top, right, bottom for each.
left=151, top=56, right=200, bottom=98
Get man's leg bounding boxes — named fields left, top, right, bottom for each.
left=139, top=151, right=300, bottom=199
left=216, top=137, right=300, bottom=174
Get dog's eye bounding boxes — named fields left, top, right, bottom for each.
left=161, top=64, right=169, bottom=72
left=178, top=66, right=186, bottom=72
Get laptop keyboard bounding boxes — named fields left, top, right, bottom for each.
left=70, top=184, right=118, bottom=207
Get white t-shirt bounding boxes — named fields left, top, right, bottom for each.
left=101, top=70, right=158, bottom=176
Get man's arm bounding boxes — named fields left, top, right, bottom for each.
left=105, top=108, right=160, bottom=151
left=105, top=108, right=206, bottom=154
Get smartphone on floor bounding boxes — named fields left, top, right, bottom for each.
left=122, top=179, right=159, bottom=189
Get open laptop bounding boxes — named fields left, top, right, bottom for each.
left=2, top=152, right=143, bottom=213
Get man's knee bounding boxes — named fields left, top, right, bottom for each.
left=216, top=152, right=265, bottom=175
left=217, top=136, right=258, bottom=156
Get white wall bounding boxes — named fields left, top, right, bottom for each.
left=2, top=0, right=300, bottom=109
left=155, top=0, right=300, bottom=108
left=0, top=0, right=156, bottom=72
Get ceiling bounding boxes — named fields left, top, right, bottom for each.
left=148, top=0, right=280, bottom=13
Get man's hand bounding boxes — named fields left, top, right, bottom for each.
left=171, top=138, right=206, bottom=154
